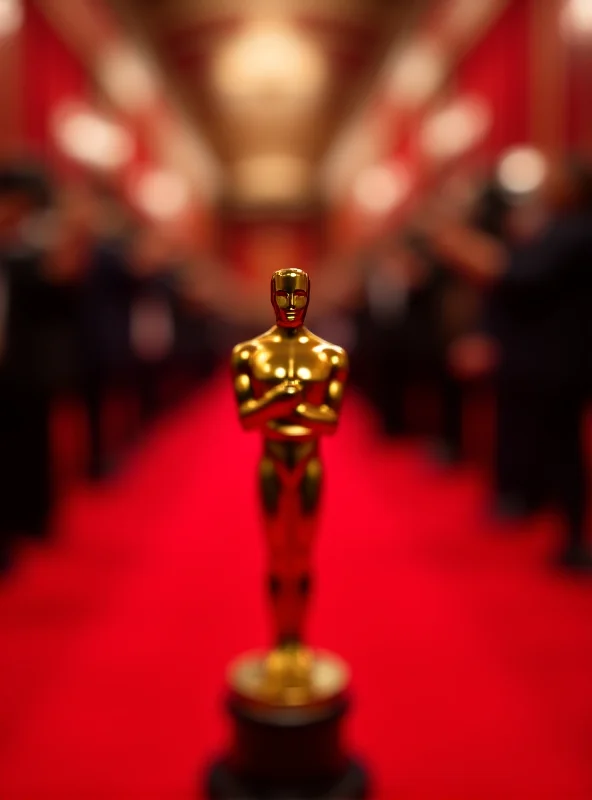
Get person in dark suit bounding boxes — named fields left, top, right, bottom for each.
left=468, top=182, right=536, bottom=513
left=79, top=233, right=135, bottom=480
left=127, top=227, right=179, bottom=425
left=80, top=225, right=181, bottom=480
left=357, top=242, right=416, bottom=436
left=428, top=159, right=592, bottom=570
left=0, top=162, right=88, bottom=567
left=403, top=229, right=484, bottom=464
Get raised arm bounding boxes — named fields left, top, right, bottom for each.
left=231, top=343, right=303, bottom=431
left=430, top=222, right=509, bottom=285
left=292, top=348, right=348, bottom=435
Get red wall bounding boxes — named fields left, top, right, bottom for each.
left=219, top=216, right=325, bottom=281
left=22, top=0, right=89, bottom=165
left=0, top=26, right=22, bottom=157
left=455, top=0, right=532, bottom=156
left=566, top=42, right=592, bottom=153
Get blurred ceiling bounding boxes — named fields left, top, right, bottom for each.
left=108, top=0, right=425, bottom=208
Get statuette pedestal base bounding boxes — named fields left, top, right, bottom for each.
left=205, top=650, right=368, bottom=799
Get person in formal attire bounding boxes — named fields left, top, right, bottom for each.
left=471, top=183, right=546, bottom=517
left=80, top=219, right=184, bottom=479
left=127, top=227, right=179, bottom=424
left=172, top=256, right=218, bottom=391
left=402, top=229, right=484, bottom=464
left=0, top=162, right=88, bottom=566
left=355, top=238, right=440, bottom=437
left=80, top=232, right=134, bottom=480
left=427, top=158, right=592, bottom=570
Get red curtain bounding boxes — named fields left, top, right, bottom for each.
left=0, top=25, right=22, bottom=156
left=566, top=43, right=592, bottom=153
left=455, top=0, right=531, bottom=157
left=22, top=0, right=88, bottom=166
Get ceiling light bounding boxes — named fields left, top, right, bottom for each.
left=385, top=41, right=446, bottom=108
left=97, top=44, right=158, bottom=113
left=0, top=0, right=22, bottom=38
left=321, top=117, right=386, bottom=200
left=233, top=154, right=311, bottom=204
left=134, top=169, right=191, bottom=220
left=53, top=103, right=134, bottom=170
left=153, top=120, right=222, bottom=201
left=496, top=146, right=547, bottom=195
left=212, top=22, right=327, bottom=103
left=563, top=0, right=592, bottom=33
left=421, top=96, right=491, bottom=160
left=353, top=163, right=411, bottom=215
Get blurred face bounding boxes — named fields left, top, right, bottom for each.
left=131, top=228, right=172, bottom=276
left=0, top=193, right=31, bottom=240
left=399, top=250, right=428, bottom=287
left=271, top=270, right=309, bottom=328
left=505, top=200, right=547, bottom=243
left=541, top=160, right=575, bottom=212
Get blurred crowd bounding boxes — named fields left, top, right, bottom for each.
left=0, top=159, right=218, bottom=569
left=341, top=153, right=592, bottom=573
left=0, top=150, right=591, bottom=579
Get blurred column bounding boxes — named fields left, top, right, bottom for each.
left=456, top=0, right=531, bottom=156
left=0, top=0, right=23, bottom=156
left=530, top=0, right=567, bottom=154
left=564, top=0, right=592, bottom=153
left=22, top=0, right=88, bottom=165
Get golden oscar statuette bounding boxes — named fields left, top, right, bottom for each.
left=206, top=269, right=368, bottom=799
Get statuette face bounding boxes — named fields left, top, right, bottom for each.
left=271, top=268, right=310, bottom=328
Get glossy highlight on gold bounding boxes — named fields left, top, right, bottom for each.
left=230, top=268, right=348, bottom=705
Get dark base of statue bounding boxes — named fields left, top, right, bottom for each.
left=205, top=693, right=369, bottom=799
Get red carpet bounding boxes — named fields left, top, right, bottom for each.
left=0, top=373, right=592, bottom=799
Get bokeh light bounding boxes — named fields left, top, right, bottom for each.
left=52, top=103, right=134, bottom=170
left=496, top=146, right=548, bottom=195
left=353, top=162, right=411, bottom=214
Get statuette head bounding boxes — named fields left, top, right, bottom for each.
left=271, top=268, right=310, bottom=329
